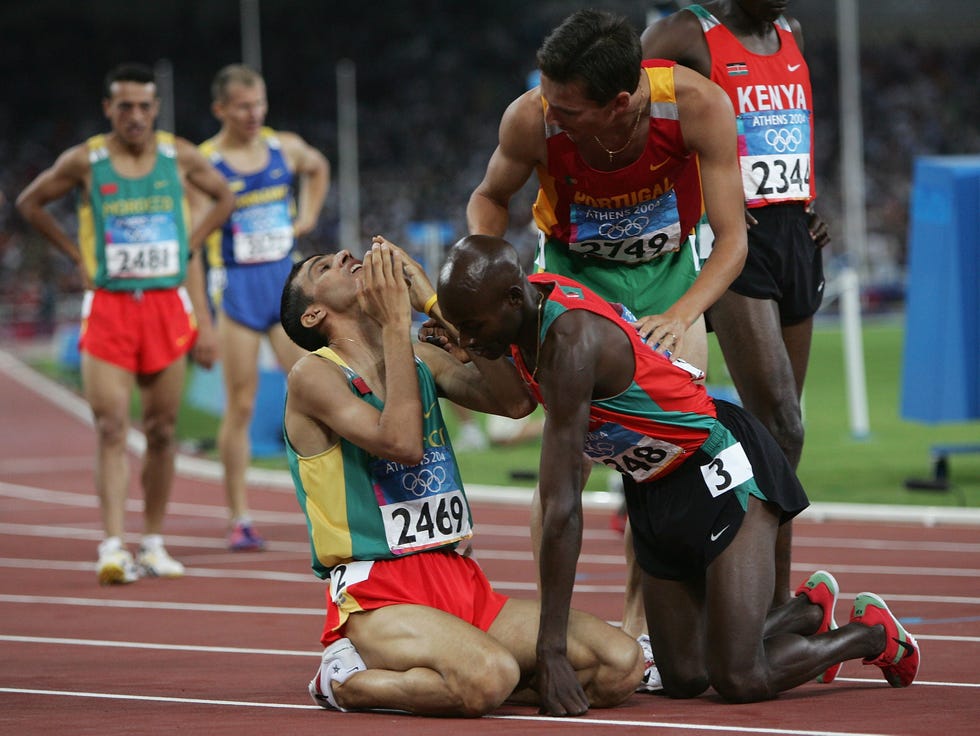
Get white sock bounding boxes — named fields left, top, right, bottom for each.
left=99, top=536, right=123, bottom=555
left=141, top=534, right=163, bottom=551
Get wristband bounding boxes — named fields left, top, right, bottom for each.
left=423, top=293, right=438, bottom=316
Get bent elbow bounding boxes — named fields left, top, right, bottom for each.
left=504, top=396, right=537, bottom=420
left=383, top=438, right=425, bottom=466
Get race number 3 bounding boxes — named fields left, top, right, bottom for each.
left=700, top=442, right=753, bottom=498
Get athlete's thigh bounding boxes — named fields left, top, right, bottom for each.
left=641, top=573, right=706, bottom=673
left=710, top=292, right=795, bottom=409
left=487, top=598, right=628, bottom=673
left=680, top=313, right=708, bottom=374
left=82, top=352, right=135, bottom=422
left=704, top=496, right=779, bottom=670
left=217, top=312, right=261, bottom=393
left=780, top=316, right=814, bottom=398
left=137, top=356, right=186, bottom=431
left=344, top=603, right=510, bottom=673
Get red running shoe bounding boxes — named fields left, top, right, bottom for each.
left=795, top=570, right=842, bottom=683
left=228, top=520, right=266, bottom=551
left=849, top=592, right=920, bottom=688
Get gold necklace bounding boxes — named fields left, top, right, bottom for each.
left=593, top=106, right=643, bottom=164
left=531, top=292, right=545, bottom=379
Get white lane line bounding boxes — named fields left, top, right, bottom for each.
left=0, top=687, right=919, bottom=733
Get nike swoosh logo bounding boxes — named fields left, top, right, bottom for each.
left=649, top=158, right=671, bottom=172
left=709, top=525, right=730, bottom=542
left=788, top=64, right=801, bottom=72
left=894, top=638, right=916, bottom=658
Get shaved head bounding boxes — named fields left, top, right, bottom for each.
left=438, top=234, right=524, bottom=302
left=437, top=235, right=536, bottom=360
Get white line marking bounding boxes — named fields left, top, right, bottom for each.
left=0, top=688, right=909, bottom=733
left=0, top=687, right=315, bottom=710
left=4, top=592, right=980, bottom=629
left=0, top=594, right=323, bottom=616
left=0, top=634, right=317, bottom=657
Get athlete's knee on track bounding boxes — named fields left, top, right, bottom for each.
left=587, top=634, right=645, bottom=707
left=708, top=664, right=774, bottom=704
left=659, top=660, right=710, bottom=699
left=449, top=648, right=520, bottom=716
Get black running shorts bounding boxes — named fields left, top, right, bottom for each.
left=730, top=203, right=824, bottom=325
left=623, top=400, right=809, bottom=580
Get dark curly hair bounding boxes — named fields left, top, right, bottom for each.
left=536, top=9, right=641, bottom=106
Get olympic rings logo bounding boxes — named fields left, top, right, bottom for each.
left=598, top=216, right=648, bottom=239
left=584, top=438, right=616, bottom=457
left=400, top=466, right=448, bottom=497
left=764, top=128, right=803, bottom=153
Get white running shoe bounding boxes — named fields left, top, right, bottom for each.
left=96, top=544, right=140, bottom=585
left=309, top=637, right=367, bottom=711
left=636, top=634, right=664, bottom=692
left=137, top=543, right=185, bottom=578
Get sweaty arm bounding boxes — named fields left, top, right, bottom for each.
left=662, top=67, right=747, bottom=331
left=282, top=131, right=329, bottom=237
left=369, top=235, right=537, bottom=420
left=177, top=138, right=235, bottom=252
left=288, top=245, right=424, bottom=464
left=15, top=145, right=92, bottom=288
left=176, top=138, right=234, bottom=366
left=640, top=10, right=712, bottom=77
left=417, top=341, right=536, bottom=420
left=467, top=90, right=545, bottom=236
left=531, top=310, right=610, bottom=717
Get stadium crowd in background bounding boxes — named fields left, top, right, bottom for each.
left=1, top=3, right=978, bottom=337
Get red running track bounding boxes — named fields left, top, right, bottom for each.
left=1, top=348, right=978, bottom=736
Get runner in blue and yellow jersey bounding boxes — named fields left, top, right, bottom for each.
left=190, top=64, right=329, bottom=552
left=16, top=63, right=234, bottom=585
left=437, top=234, right=920, bottom=715
left=278, top=236, right=642, bottom=717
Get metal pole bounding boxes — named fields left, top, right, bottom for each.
left=337, top=59, right=362, bottom=255
left=836, top=0, right=871, bottom=438
left=240, top=0, right=262, bottom=73
left=837, top=0, right=867, bottom=278
left=840, top=267, right=870, bottom=437
left=154, top=58, right=175, bottom=134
